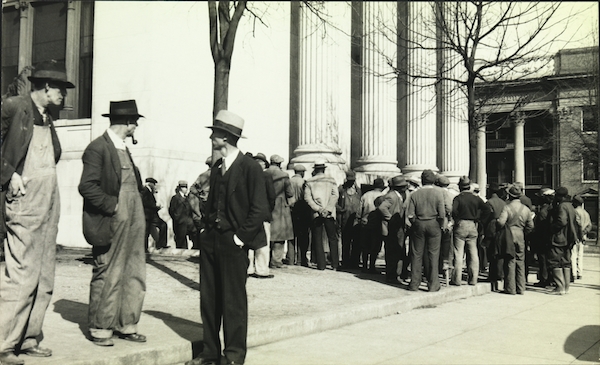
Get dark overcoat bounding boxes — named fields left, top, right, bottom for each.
left=78, top=132, right=142, bottom=246
left=264, top=166, right=294, bottom=241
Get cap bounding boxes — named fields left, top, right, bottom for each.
left=145, top=177, right=157, bottom=184
left=178, top=180, right=188, bottom=187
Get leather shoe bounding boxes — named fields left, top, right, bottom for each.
left=91, top=337, right=114, bottom=347
left=251, top=273, right=274, bottom=279
left=184, top=357, right=216, bottom=365
left=117, top=333, right=147, bottom=342
left=0, top=352, right=24, bottom=365
left=20, top=345, right=52, bottom=357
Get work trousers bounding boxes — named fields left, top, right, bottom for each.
left=146, top=216, right=167, bottom=249
left=247, top=222, right=270, bottom=276
left=503, top=240, right=526, bottom=294
left=452, top=220, right=479, bottom=285
left=340, top=218, right=361, bottom=268
left=383, top=229, right=406, bottom=282
left=311, top=217, right=338, bottom=270
left=200, top=228, right=249, bottom=364
left=88, top=184, right=146, bottom=339
left=0, top=126, right=60, bottom=353
left=291, top=204, right=310, bottom=266
left=571, top=242, right=584, bottom=277
left=409, top=219, right=441, bottom=292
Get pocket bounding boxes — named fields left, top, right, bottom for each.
left=83, top=212, right=113, bottom=246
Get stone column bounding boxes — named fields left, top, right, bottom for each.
left=513, top=112, right=526, bottom=187
left=18, top=1, right=33, bottom=91
left=354, top=2, right=400, bottom=181
left=290, top=2, right=346, bottom=181
left=402, top=2, right=439, bottom=177
left=437, top=3, right=469, bottom=184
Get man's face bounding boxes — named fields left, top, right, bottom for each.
left=148, top=182, right=157, bottom=193
left=210, top=129, right=228, bottom=150
left=46, top=82, right=67, bottom=106
left=180, top=187, right=188, bottom=195
left=126, top=121, right=138, bottom=137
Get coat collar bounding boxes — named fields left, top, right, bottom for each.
left=102, top=131, right=122, bottom=180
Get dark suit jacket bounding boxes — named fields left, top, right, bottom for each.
left=78, top=131, right=143, bottom=246
left=169, top=192, right=193, bottom=227
left=204, top=152, right=270, bottom=250
left=141, top=187, right=161, bottom=221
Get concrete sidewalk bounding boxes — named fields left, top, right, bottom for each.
left=3, top=245, right=496, bottom=365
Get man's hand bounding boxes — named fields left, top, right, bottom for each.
left=9, top=172, right=26, bottom=196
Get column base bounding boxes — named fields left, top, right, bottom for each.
left=439, top=170, right=469, bottom=185
left=291, top=144, right=347, bottom=184
left=402, top=164, right=439, bottom=178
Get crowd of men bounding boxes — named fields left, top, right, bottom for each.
left=0, top=59, right=594, bottom=365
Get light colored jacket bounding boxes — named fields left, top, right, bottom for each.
left=304, top=173, right=339, bottom=219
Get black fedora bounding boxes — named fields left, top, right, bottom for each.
left=101, top=100, right=144, bottom=118
left=28, top=59, right=75, bottom=88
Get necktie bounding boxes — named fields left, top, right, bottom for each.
left=221, top=160, right=226, bottom=176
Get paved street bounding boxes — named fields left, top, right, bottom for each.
left=244, top=256, right=600, bottom=365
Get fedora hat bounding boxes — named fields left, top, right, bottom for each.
left=373, top=178, right=385, bottom=189
left=313, top=159, right=327, bottom=170
left=28, top=59, right=75, bottom=88
left=254, top=153, right=269, bottom=165
left=102, top=100, right=144, bottom=118
left=390, top=175, right=408, bottom=187
left=345, top=170, right=356, bottom=181
left=458, top=176, right=471, bottom=189
left=207, top=110, right=245, bottom=138
left=507, top=185, right=522, bottom=198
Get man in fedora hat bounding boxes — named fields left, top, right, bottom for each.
left=186, top=110, right=270, bottom=365
left=265, top=154, right=294, bottom=269
left=357, top=177, right=386, bottom=273
left=79, top=99, right=147, bottom=346
left=304, top=160, right=340, bottom=270
left=246, top=152, right=276, bottom=279
left=497, top=185, right=534, bottom=295
left=378, top=175, right=410, bottom=283
left=336, top=170, right=362, bottom=270
left=0, top=59, right=75, bottom=364
left=169, top=180, right=195, bottom=249
left=288, top=164, right=311, bottom=266
left=142, top=177, right=168, bottom=250
left=450, top=176, right=490, bottom=286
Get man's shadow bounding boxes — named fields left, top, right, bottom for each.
left=53, top=299, right=89, bottom=337
left=564, top=325, right=600, bottom=362
left=144, top=310, right=204, bottom=356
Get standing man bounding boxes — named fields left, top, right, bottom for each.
left=548, top=187, right=578, bottom=295
left=304, top=160, right=339, bottom=270
left=288, top=164, right=311, bottom=266
left=265, top=155, right=294, bottom=268
left=79, top=100, right=147, bottom=346
left=572, top=195, right=591, bottom=280
left=142, top=177, right=168, bottom=250
left=378, top=175, right=409, bottom=284
left=405, top=170, right=448, bottom=292
left=483, top=182, right=507, bottom=292
left=357, top=178, right=386, bottom=273
left=532, top=188, right=554, bottom=288
left=169, top=181, right=194, bottom=249
left=186, top=110, right=270, bottom=365
left=450, top=176, right=490, bottom=286
left=336, top=170, right=362, bottom=270
left=0, top=60, right=75, bottom=364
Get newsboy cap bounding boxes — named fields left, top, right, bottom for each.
left=178, top=180, right=188, bottom=187
left=293, top=164, right=306, bottom=172
left=435, top=174, right=450, bottom=187
left=254, top=153, right=269, bottom=165
left=270, top=154, right=284, bottom=164
left=390, top=175, right=408, bottom=187
left=145, top=177, right=157, bottom=184
left=421, top=170, right=436, bottom=185
left=555, top=186, right=569, bottom=197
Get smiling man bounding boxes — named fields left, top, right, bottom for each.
left=0, top=60, right=75, bottom=365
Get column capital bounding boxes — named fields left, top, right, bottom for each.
left=511, top=111, right=526, bottom=126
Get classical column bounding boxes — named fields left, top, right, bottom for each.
left=437, top=3, right=469, bottom=183
left=354, top=2, right=400, bottom=180
left=513, top=112, right=526, bottom=187
left=402, top=2, right=439, bottom=176
left=290, top=2, right=346, bottom=180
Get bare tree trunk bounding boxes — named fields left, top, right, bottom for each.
left=213, top=58, right=230, bottom=115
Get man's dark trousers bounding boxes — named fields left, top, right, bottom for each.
left=384, top=230, right=404, bottom=282
left=311, top=217, right=338, bottom=270
left=409, top=219, right=441, bottom=291
left=146, top=217, right=167, bottom=249
left=291, top=203, right=310, bottom=266
left=341, top=217, right=360, bottom=268
left=200, top=228, right=249, bottom=363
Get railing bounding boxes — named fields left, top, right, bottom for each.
left=487, top=139, right=508, bottom=148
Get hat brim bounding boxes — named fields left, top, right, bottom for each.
left=28, top=76, right=76, bottom=89
left=102, top=113, right=145, bottom=118
left=206, top=125, right=246, bottom=139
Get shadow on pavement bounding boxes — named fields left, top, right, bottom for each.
left=564, top=325, right=600, bottom=362
left=143, top=310, right=204, bottom=356
left=146, top=257, right=200, bottom=291
left=53, top=299, right=88, bottom=337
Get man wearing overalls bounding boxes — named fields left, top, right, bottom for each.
left=0, top=60, right=75, bottom=365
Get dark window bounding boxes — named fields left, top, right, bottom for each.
left=1, top=6, right=20, bottom=96
left=582, top=107, right=598, bottom=133
left=583, top=155, right=598, bottom=181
